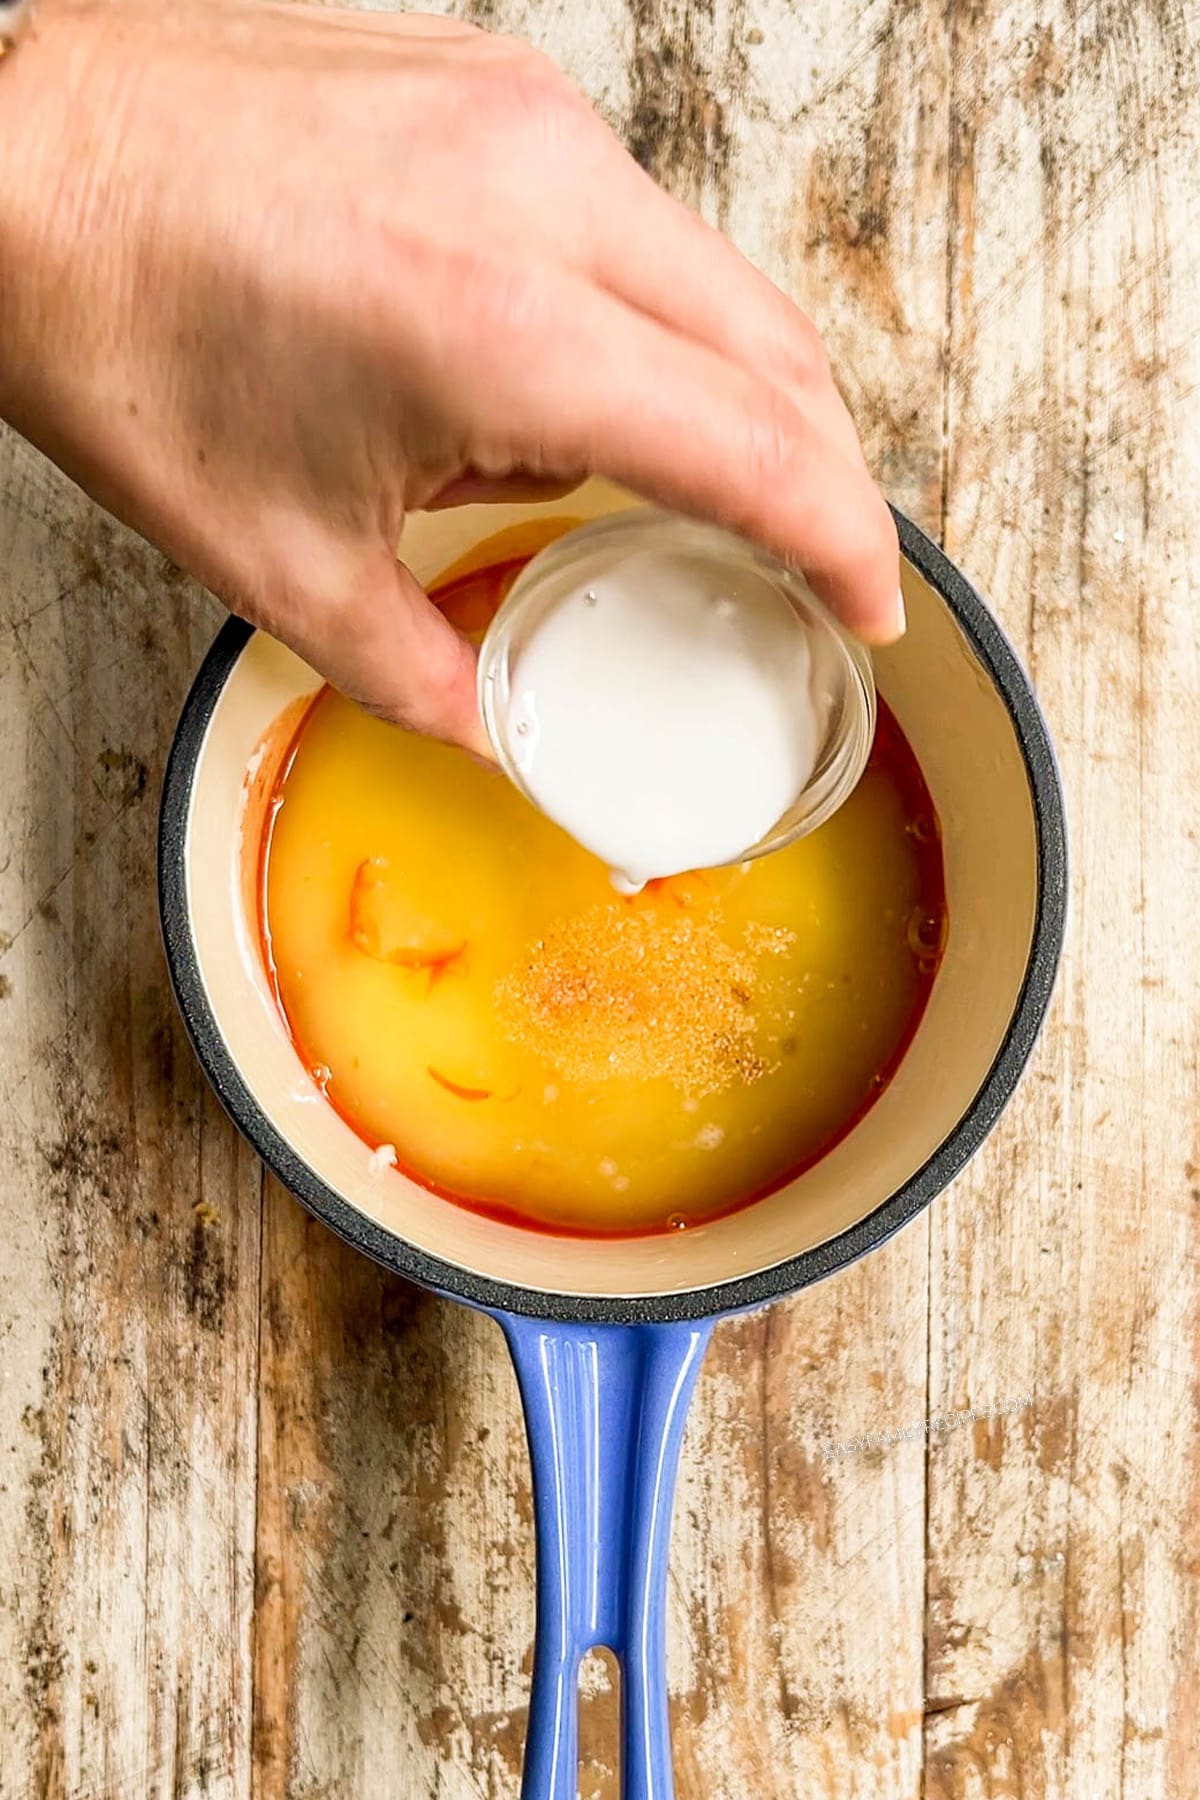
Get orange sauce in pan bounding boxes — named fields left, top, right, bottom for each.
left=254, top=530, right=947, bottom=1236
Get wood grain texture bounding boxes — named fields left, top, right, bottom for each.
left=927, top=5, right=1200, bottom=1797
left=0, top=454, right=262, bottom=1798
left=0, top=0, right=1197, bottom=1794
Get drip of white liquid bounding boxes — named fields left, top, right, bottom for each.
left=507, top=547, right=827, bottom=890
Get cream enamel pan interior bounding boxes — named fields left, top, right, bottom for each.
left=159, top=481, right=1066, bottom=1321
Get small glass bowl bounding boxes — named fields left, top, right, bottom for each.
left=477, top=507, right=876, bottom=866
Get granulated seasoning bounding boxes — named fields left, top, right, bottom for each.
left=495, top=900, right=794, bottom=1097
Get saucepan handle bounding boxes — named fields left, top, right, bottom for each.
left=496, top=1313, right=713, bottom=1800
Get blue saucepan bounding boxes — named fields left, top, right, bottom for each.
left=158, top=482, right=1065, bottom=1798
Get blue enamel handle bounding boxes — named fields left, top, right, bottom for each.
left=497, top=1315, right=713, bottom=1800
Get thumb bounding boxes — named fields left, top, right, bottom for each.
left=273, top=546, right=492, bottom=759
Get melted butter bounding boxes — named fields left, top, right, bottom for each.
left=258, top=543, right=946, bottom=1237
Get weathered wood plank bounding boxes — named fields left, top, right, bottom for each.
left=252, top=1184, right=540, bottom=1799
left=0, top=439, right=263, bottom=1798
left=929, top=2, right=1200, bottom=1794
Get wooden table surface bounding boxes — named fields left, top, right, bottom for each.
left=2, top=0, right=1198, bottom=1794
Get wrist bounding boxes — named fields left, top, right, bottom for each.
left=0, top=0, right=126, bottom=440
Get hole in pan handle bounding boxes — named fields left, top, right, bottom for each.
left=495, top=1312, right=715, bottom=1800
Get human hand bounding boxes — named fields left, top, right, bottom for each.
left=0, top=0, right=901, bottom=752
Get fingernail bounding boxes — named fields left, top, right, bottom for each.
left=895, top=587, right=907, bottom=637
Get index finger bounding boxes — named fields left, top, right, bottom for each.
left=440, top=261, right=901, bottom=641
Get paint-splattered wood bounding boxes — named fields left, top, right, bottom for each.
left=0, top=0, right=1196, bottom=1795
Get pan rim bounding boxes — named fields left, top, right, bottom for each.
left=157, top=510, right=1067, bottom=1324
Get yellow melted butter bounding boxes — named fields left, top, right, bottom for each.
left=264, top=690, right=943, bottom=1235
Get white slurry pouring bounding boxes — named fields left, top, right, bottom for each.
left=504, top=546, right=826, bottom=892
left=478, top=510, right=875, bottom=887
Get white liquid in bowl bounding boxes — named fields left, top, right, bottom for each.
left=504, top=545, right=828, bottom=891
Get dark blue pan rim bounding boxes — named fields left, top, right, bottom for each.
left=158, top=510, right=1068, bottom=1324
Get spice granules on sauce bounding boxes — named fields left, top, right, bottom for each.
left=495, top=900, right=794, bottom=1097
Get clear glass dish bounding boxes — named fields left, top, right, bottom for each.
left=477, top=507, right=876, bottom=867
